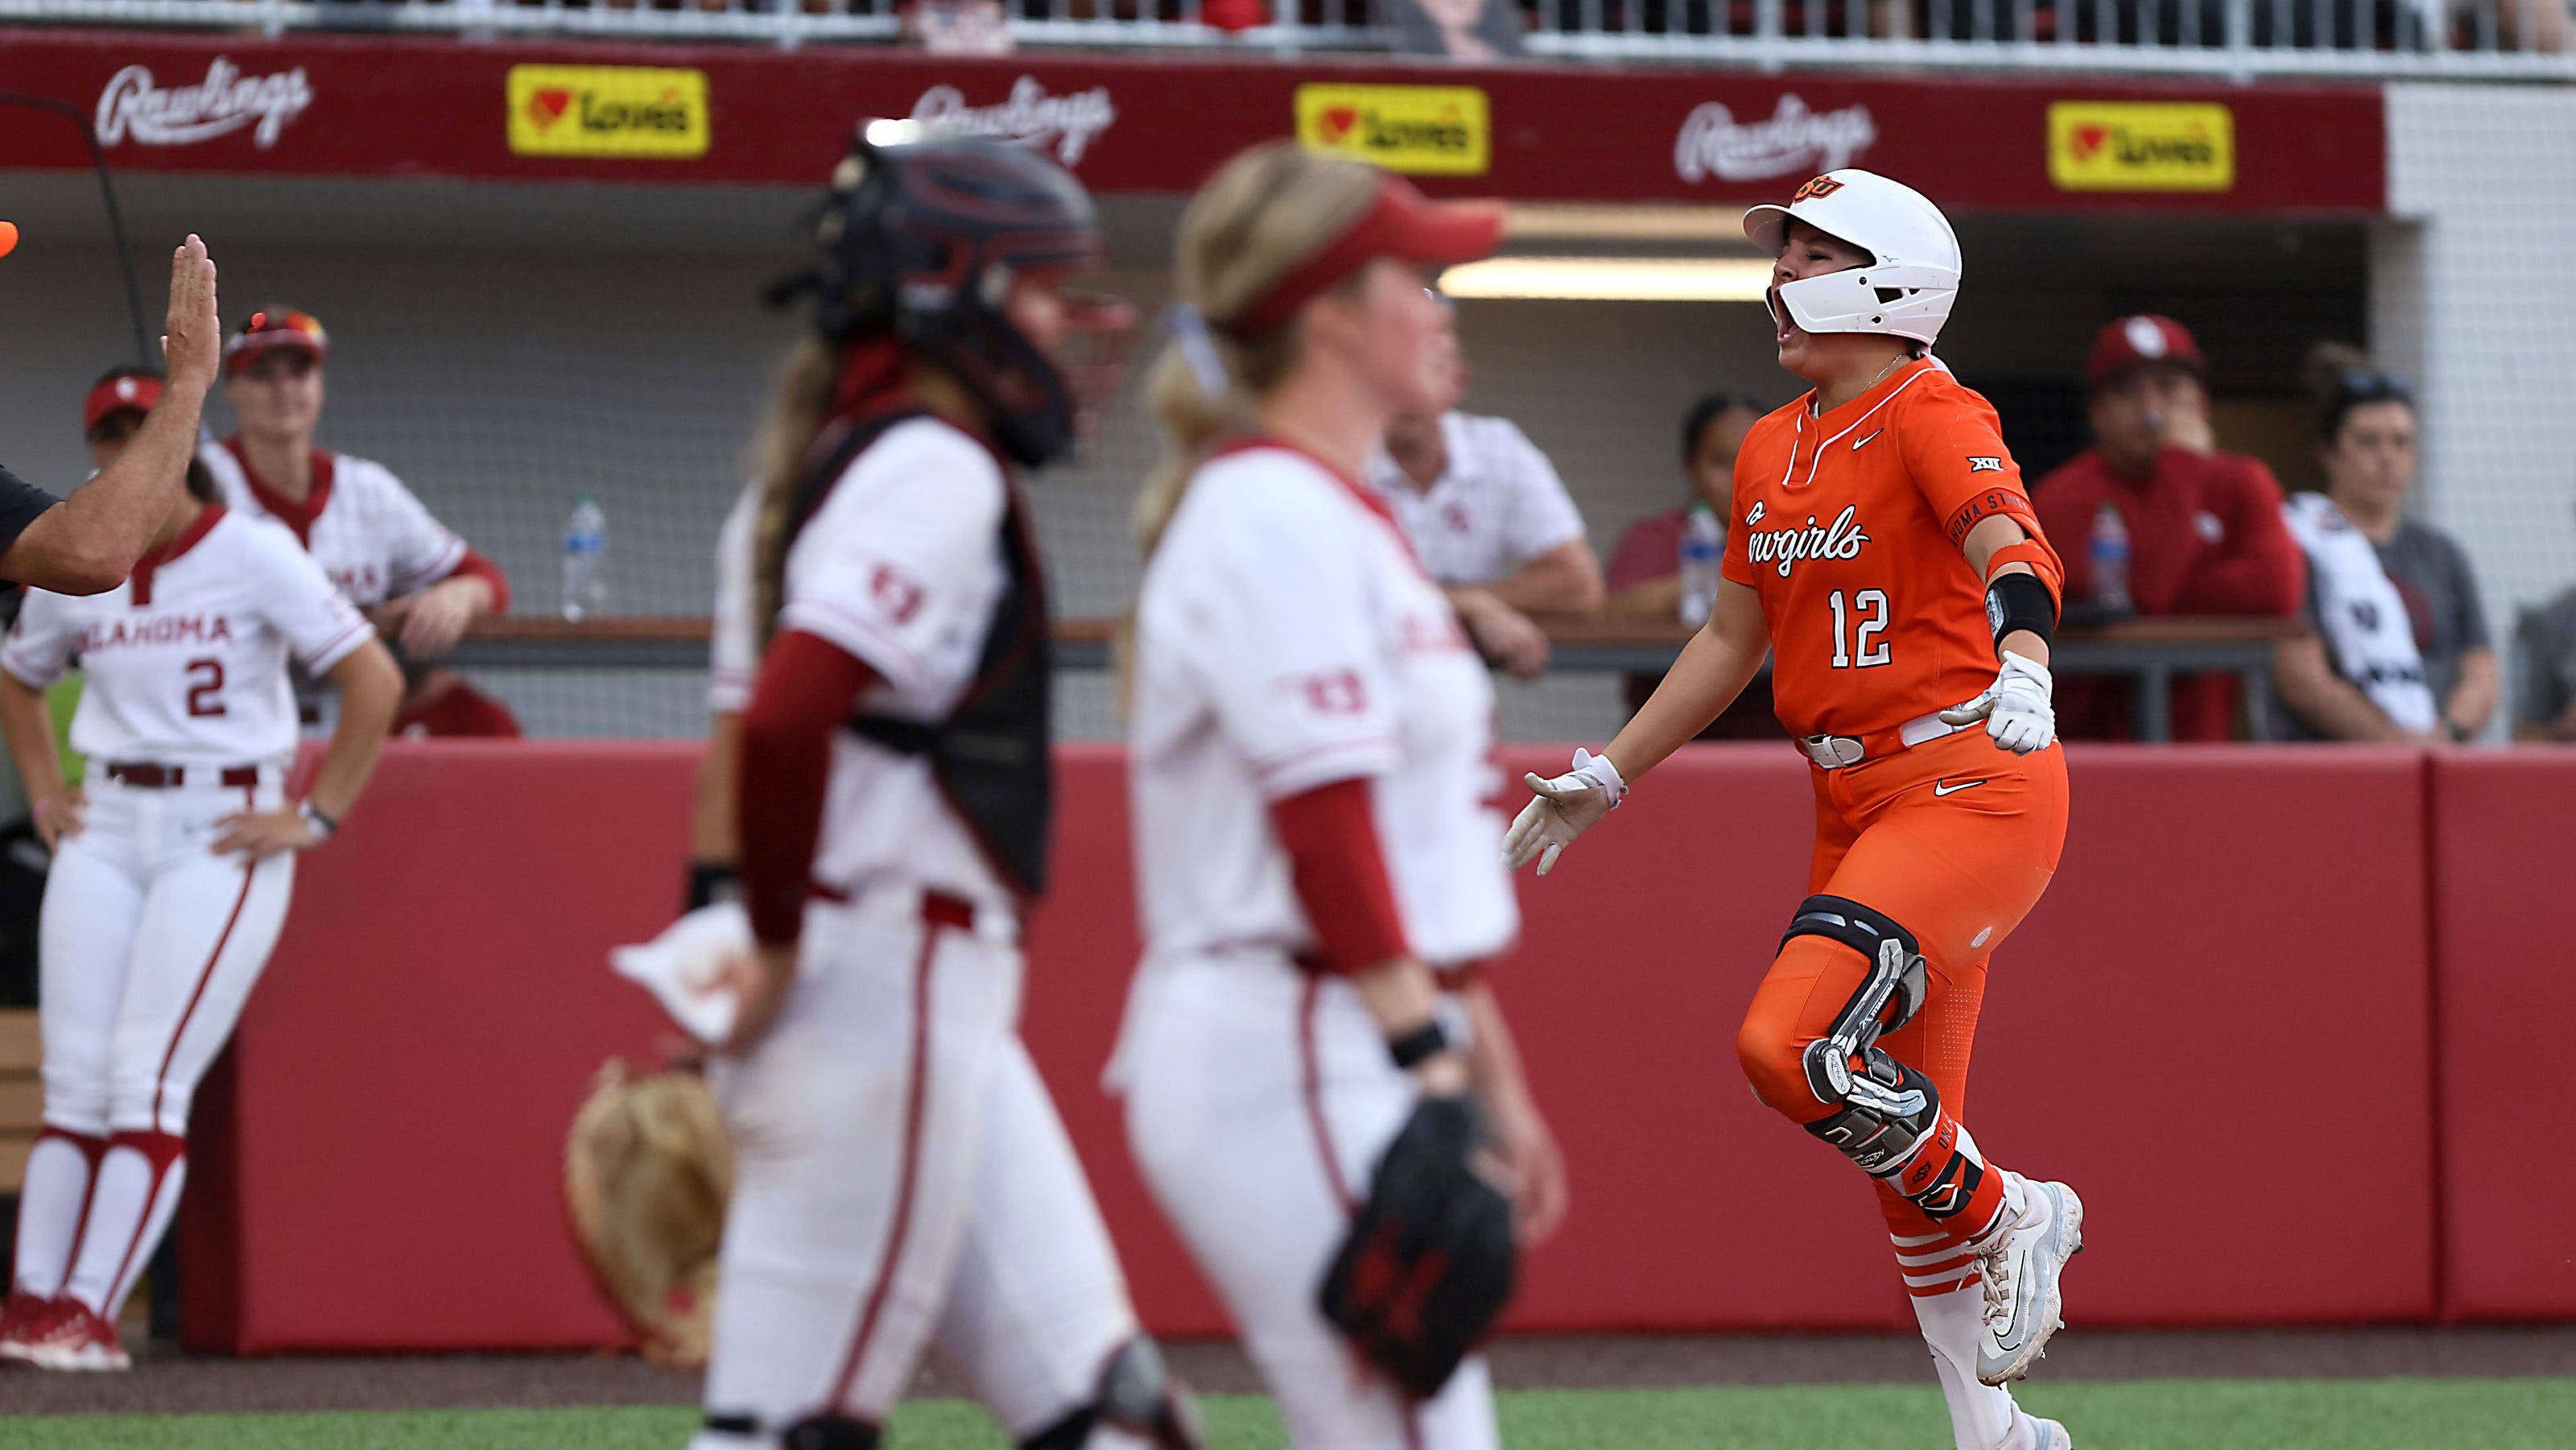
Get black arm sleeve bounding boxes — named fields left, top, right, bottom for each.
left=0, top=465, right=62, bottom=566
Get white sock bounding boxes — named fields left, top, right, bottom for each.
left=10, top=1132, right=101, bottom=1299
left=1913, top=1280, right=2021, bottom=1450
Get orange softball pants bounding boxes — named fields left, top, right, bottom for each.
left=1735, top=728, right=2069, bottom=1275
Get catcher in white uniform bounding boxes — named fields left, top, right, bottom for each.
left=1117, top=143, right=1567, bottom=1450
left=196, top=307, right=510, bottom=731
left=0, top=366, right=400, bottom=1369
left=683, top=129, right=1195, bottom=1450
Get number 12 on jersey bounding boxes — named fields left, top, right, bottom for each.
left=1827, top=589, right=1890, bottom=669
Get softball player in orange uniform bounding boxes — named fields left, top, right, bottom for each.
left=1508, top=171, right=2083, bottom=1450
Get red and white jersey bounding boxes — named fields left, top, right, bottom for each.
left=770, top=418, right=1018, bottom=919
left=197, top=440, right=469, bottom=609
left=1130, top=440, right=1517, bottom=969
left=708, top=482, right=761, bottom=715
left=2, top=509, right=372, bottom=770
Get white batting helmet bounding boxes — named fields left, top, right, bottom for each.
left=1744, top=170, right=1961, bottom=347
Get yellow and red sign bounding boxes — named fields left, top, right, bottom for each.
left=2047, top=101, right=2234, bottom=192
left=1294, top=83, right=1489, bottom=177
left=507, top=64, right=710, bottom=159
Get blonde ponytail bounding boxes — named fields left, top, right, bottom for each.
left=1134, top=142, right=1384, bottom=560
left=746, top=336, right=842, bottom=645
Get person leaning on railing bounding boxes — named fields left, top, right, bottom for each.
left=1363, top=312, right=1604, bottom=681
left=2032, top=315, right=2306, bottom=741
left=0, top=238, right=223, bottom=597
left=1604, top=390, right=1778, bottom=739
left=2514, top=512, right=2576, bottom=741
left=2271, top=345, right=2496, bottom=743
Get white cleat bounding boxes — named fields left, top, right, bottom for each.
left=1974, top=1172, right=2083, bottom=1386
left=2002, top=1410, right=2073, bottom=1449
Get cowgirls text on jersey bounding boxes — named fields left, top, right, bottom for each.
left=78, top=614, right=236, bottom=655
left=1742, top=504, right=1871, bottom=578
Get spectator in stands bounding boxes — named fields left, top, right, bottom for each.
left=2033, top=314, right=2306, bottom=740
left=1604, top=391, right=1777, bottom=737
left=1365, top=320, right=1603, bottom=680
left=2515, top=523, right=2576, bottom=739
left=2274, top=345, right=2496, bottom=742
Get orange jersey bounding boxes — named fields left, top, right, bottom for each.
left=1724, top=359, right=2058, bottom=742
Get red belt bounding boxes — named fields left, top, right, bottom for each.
left=1290, top=950, right=1487, bottom=990
left=103, top=762, right=260, bottom=789
left=805, top=880, right=978, bottom=931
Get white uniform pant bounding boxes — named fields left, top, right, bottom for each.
left=10, top=773, right=294, bottom=1320
left=1119, top=955, right=1499, bottom=1450
left=694, top=887, right=1140, bottom=1446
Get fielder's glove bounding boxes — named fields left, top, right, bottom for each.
left=1502, top=747, right=1624, bottom=876
left=564, top=1059, right=733, bottom=1369
left=1317, top=1095, right=1517, bottom=1398
left=1939, top=650, right=2057, bottom=755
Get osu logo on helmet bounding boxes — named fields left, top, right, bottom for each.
left=1793, top=175, right=1846, bottom=202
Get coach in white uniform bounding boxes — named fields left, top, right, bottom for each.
left=1120, top=143, right=1567, bottom=1450
left=0, top=370, right=399, bottom=1370
left=1363, top=336, right=1602, bottom=681
left=196, top=307, right=510, bottom=731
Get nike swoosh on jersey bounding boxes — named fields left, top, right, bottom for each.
left=1931, top=779, right=1987, bottom=797
left=1852, top=429, right=1885, bottom=450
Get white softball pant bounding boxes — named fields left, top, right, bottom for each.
left=1118, top=953, right=1500, bottom=1450
left=692, top=885, right=1142, bottom=1448
left=10, top=771, right=294, bottom=1322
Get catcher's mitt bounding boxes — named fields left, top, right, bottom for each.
left=564, top=1059, right=733, bottom=1368
left=1316, top=1094, right=1517, bottom=1398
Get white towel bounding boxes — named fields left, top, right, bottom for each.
left=2281, top=492, right=2437, bottom=733
left=609, top=903, right=748, bottom=1046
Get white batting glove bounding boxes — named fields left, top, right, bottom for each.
left=1938, top=650, right=2057, bottom=755
left=1504, top=748, right=1625, bottom=876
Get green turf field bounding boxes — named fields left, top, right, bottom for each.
left=14, top=1379, right=2574, bottom=1449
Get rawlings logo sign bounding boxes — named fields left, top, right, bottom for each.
left=1674, top=95, right=1877, bottom=184
left=97, top=57, right=312, bottom=151
left=910, top=77, right=1117, bottom=165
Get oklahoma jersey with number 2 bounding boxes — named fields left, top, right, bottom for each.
left=1726, top=357, right=2059, bottom=742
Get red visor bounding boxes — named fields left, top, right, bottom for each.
left=1228, top=175, right=1504, bottom=336
left=225, top=308, right=329, bottom=373
left=83, top=371, right=164, bottom=433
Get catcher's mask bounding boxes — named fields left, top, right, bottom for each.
left=768, top=122, right=1129, bottom=468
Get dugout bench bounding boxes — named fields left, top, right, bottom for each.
left=2, top=1008, right=35, bottom=1195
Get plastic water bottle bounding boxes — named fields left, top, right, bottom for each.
left=2087, top=502, right=2132, bottom=615
left=1678, top=504, right=1724, bottom=627
left=562, top=494, right=609, bottom=622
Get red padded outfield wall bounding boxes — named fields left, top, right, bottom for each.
left=2428, top=754, right=2576, bottom=1322
left=182, top=741, right=2496, bottom=1352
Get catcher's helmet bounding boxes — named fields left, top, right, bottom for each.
left=775, top=122, right=1105, bottom=466
left=1744, top=169, right=1961, bottom=348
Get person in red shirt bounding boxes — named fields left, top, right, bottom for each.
left=2033, top=315, right=2306, bottom=740
left=1604, top=392, right=1776, bottom=737
left=390, top=661, right=522, bottom=738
